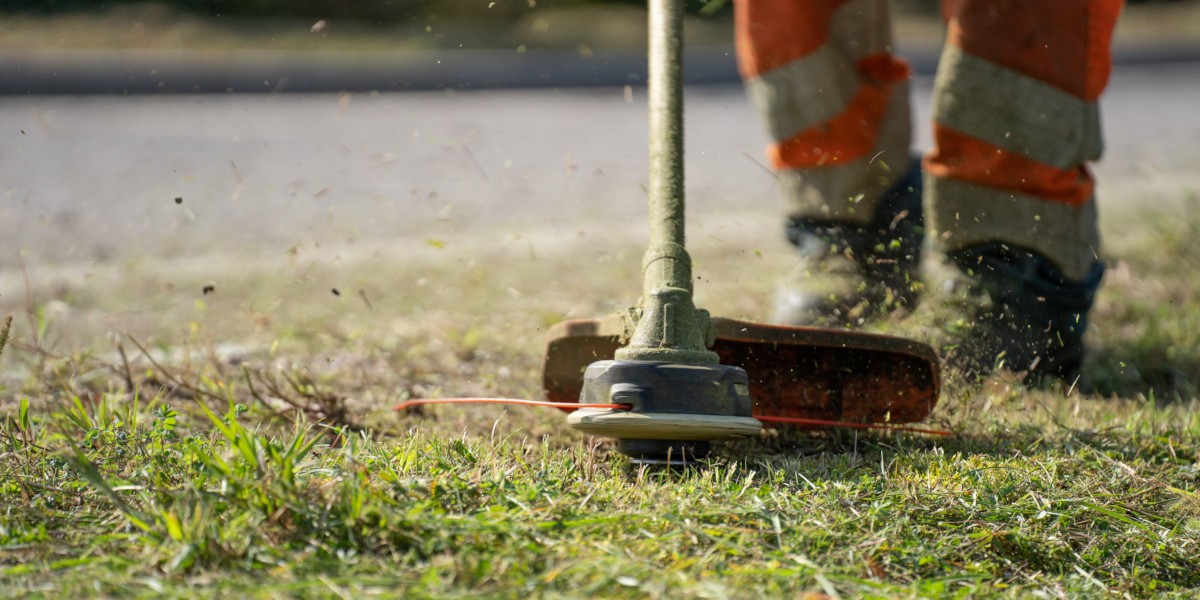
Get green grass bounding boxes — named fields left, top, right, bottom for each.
left=1, top=379, right=1198, bottom=597
left=2, top=200, right=1200, bottom=598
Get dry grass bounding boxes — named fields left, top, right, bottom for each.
left=1, top=191, right=1199, bottom=596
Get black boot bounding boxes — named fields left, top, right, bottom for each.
left=774, top=160, right=925, bottom=327
left=910, top=243, right=1105, bottom=380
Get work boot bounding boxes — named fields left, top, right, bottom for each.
left=906, top=244, right=1105, bottom=381
left=773, top=161, right=924, bottom=327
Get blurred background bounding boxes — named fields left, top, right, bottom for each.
left=4, top=0, right=1200, bottom=51
left=4, top=0, right=1200, bottom=96
left=2, top=0, right=1200, bottom=358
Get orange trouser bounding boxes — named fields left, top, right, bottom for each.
left=736, top=0, right=1123, bottom=281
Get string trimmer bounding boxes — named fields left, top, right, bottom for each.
left=538, top=0, right=941, bottom=464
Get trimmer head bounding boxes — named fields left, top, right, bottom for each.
left=545, top=0, right=940, bottom=462
left=544, top=315, right=939, bottom=427
left=567, top=358, right=761, bottom=465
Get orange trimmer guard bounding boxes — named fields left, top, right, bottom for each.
left=543, top=316, right=940, bottom=425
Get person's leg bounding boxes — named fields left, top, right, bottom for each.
left=919, top=0, right=1124, bottom=378
left=736, top=0, right=923, bottom=326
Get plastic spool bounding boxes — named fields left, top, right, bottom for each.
left=567, top=360, right=762, bottom=464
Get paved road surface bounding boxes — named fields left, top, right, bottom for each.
left=2, top=62, right=1199, bottom=271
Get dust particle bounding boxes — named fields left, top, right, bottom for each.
left=175, top=197, right=183, bottom=204
left=202, top=285, right=215, bottom=295
left=331, top=288, right=341, bottom=296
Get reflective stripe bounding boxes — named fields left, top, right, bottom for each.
left=736, top=0, right=911, bottom=224
left=734, top=0, right=850, bottom=79
left=927, top=125, right=1095, bottom=208
left=928, top=1, right=1114, bottom=277
left=777, top=86, right=912, bottom=225
left=944, top=0, right=1123, bottom=102
left=740, top=0, right=900, bottom=143
left=769, top=54, right=909, bottom=169
left=745, top=44, right=860, bottom=144
left=734, top=0, right=895, bottom=74
left=932, top=46, right=1103, bottom=170
left=779, top=155, right=904, bottom=225
left=736, top=0, right=893, bottom=79
left=926, top=175, right=1100, bottom=281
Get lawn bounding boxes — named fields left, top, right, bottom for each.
left=1, top=188, right=1198, bottom=598
left=4, top=1, right=1200, bottom=595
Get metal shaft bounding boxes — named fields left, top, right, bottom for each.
left=615, top=0, right=716, bottom=364
left=648, top=0, right=685, bottom=253
left=565, top=0, right=761, bottom=459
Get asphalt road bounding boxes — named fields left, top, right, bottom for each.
left=3, top=41, right=1198, bottom=95
left=2, top=61, right=1199, bottom=271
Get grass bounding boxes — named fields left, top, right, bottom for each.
left=2, top=385, right=1198, bottom=598
left=2, top=196, right=1200, bottom=597
left=5, top=3, right=1200, bottom=595
left=3, top=3, right=1199, bottom=595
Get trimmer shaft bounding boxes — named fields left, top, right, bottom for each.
left=564, top=0, right=762, bottom=460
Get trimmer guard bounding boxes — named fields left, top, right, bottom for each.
left=544, top=316, right=940, bottom=425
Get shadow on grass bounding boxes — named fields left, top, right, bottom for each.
left=1084, top=345, right=1199, bottom=402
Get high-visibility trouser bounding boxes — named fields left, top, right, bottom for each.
left=736, top=0, right=1123, bottom=281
